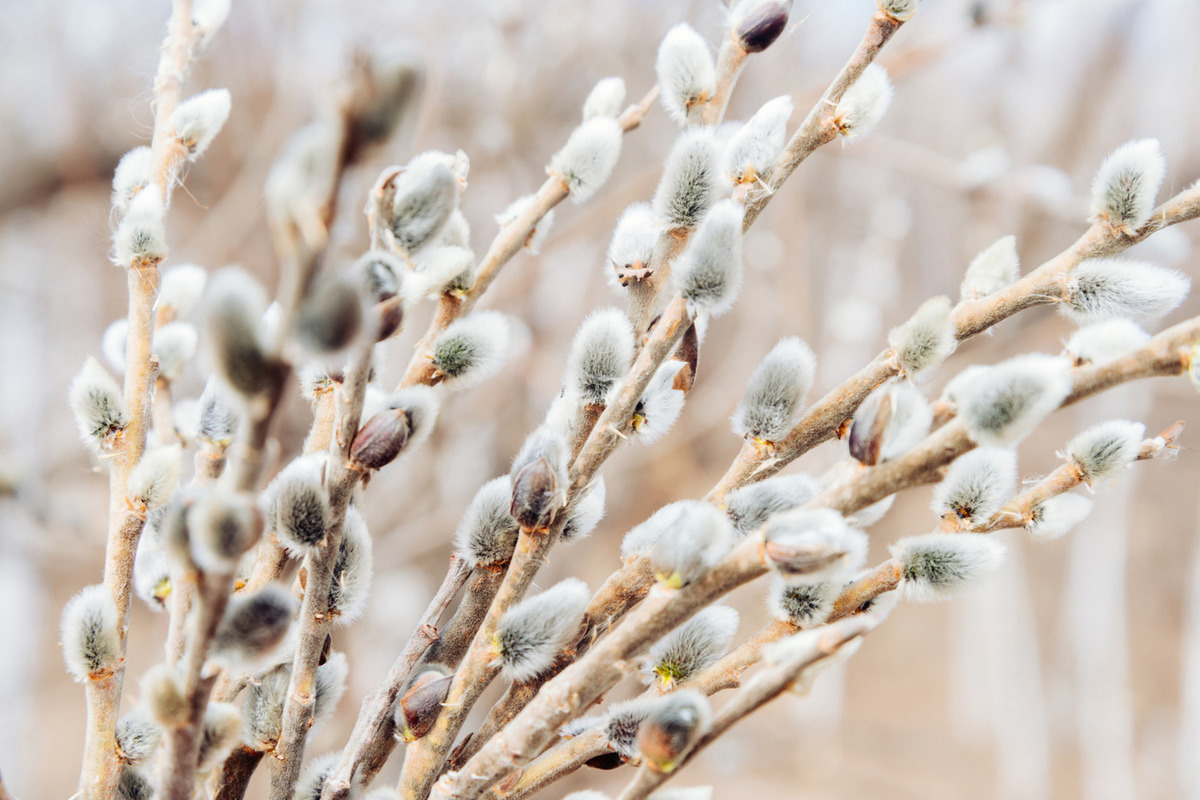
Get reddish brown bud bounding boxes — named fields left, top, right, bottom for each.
left=848, top=388, right=892, bottom=466
left=510, top=456, right=561, bottom=531
left=349, top=407, right=412, bottom=471
left=734, top=2, right=790, bottom=54
left=396, top=666, right=452, bottom=742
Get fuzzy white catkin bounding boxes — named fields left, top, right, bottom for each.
left=960, top=235, right=1020, bottom=300
left=158, top=263, right=208, bottom=318
left=604, top=697, right=658, bottom=758
left=270, top=456, right=330, bottom=554
left=154, top=321, right=198, bottom=380
left=648, top=501, right=734, bottom=586
left=113, top=189, right=167, bottom=268
left=493, top=578, right=590, bottom=682
left=115, top=712, right=161, bottom=763
left=391, top=161, right=458, bottom=254
left=851, top=381, right=933, bottom=463
left=203, top=267, right=275, bottom=397
left=731, top=336, right=816, bottom=442
left=496, top=194, right=554, bottom=255
left=1066, top=319, right=1151, bottom=365
left=211, top=585, right=297, bottom=668
left=455, top=477, right=520, bottom=568
left=561, top=478, right=607, bottom=542
left=112, top=146, right=153, bottom=217
left=631, top=361, right=687, bottom=445
left=769, top=575, right=839, bottom=628
left=724, top=95, right=793, bottom=183
left=1027, top=494, right=1093, bottom=541
left=607, top=202, right=659, bottom=289
left=565, top=309, right=635, bottom=405
left=763, top=508, right=868, bottom=583
left=127, top=445, right=183, bottom=511
left=1062, top=258, right=1190, bottom=323
left=673, top=199, right=745, bottom=316
left=196, top=379, right=238, bottom=446
left=654, top=129, right=722, bottom=230
left=724, top=473, right=819, bottom=537
left=644, top=605, right=738, bottom=688
left=70, top=357, right=129, bottom=452
left=141, top=664, right=189, bottom=728
left=878, top=0, right=920, bottom=21
left=956, top=354, right=1072, bottom=446
left=60, top=585, right=120, bottom=681
left=431, top=311, right=510, bottom=388
left=834, top=63, right=893, bottom=140
left=1065, top=419, right=1145, bottom=482
left=548, top=117, right=623, bottom=203
left=170, top=88, right=232, bottom=159
left=329, top=507, right=373, bottom=623
left=133, top=534, right=170, bottom=612
left=583, top=77, right=627, bottom=120
left=656, top=23, right=716, bottom=126
left=197, top=703, right=242, bottom=771
left=1089, top=138, right=1166, bottom=232
left=890, top=532, right=1006, bottom=602
left=932, top=447, right=1016, bottom=524
left=888, top=296, right=956, bottom=376
left=191, top=489, right=263, bottom=573
left=191, top=0, right=231, bottom=37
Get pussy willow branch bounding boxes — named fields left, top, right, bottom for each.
left=742, top=11, right=903, bottom=230
left=709, top=184, right=1200, bottom=503
left=319, top=556, right=470, bottom=800
left=436, top=536, right=769, bottom=800
left=268, top=346, right=374, bottom=800
left=483, top=728, right=611, bottom=800
left=80, top=3, right=197, bottom=798
left=615, top=615, right=878, bottom=800
left=701, top=33, right=749, bottom=127
left=398, top=88, right=658, bottom=388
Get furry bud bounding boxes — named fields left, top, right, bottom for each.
left=769, top=575, right=838, bottom=628
left=932, top=447, right=1016, bottom=525
left=190, top=489, right=263, bottom=572
left=833, top=63, right=893, bottom=140
left=657, top=24, right=716, bottom=126
left=654, top=130, right=722, bottom=230
left=211, top=585, right=297, bottom=669
left=113, top=189, right=167, bottom=269
left=294, top=275, right=365, bottom=355
left=763, top=508, right=867, bottom=583
left=647, top=501, right=734, bottom=587
left=1065, top=419, right=1145, bottom=483
left=1061, top=258, right=1189, bottom=323
left=191, top=0, right=230, bottom=38
left=724, top=95, right=792, bottom=184
left=133, top=535, right=171, bottom=612
left=637, top=690, right=712, bottom=773
left=102, top=319, right=128, bottom=372
left=549, top=117, right=623, bottom=203
left=197, top=702, right=242, bottom=772
left=724, top=473, right=818, bottom=536
left=455, top=477, right=520, bottom=568
left=1066, top=319, right=1150, bottom=366
left=170, top=88, right=232, bottom=159
left=956, top=354, right=1072, bottom=446
left=960, top=235, right=1019, bottom=300
left=673, top=199, right=744, bottom=316
left=731, top=336, right=816, bottom=444
left=849, top=381, right=932, bottom=465
left=244, top=654, right=346, bottom=750
left=153, top=321, right=198, bottom=380
left=430, top=311, right=510, bottom=387
left=327, top=507, right=373, bottom=623
left=60, top=585, right=120, bottom=681
left=112, top=146, right=153, bottom=217
left=877, top=0, right=920, bottom=21
left=644, top=605, right=738, bottom=689
left=203, top=268, right=281, bottom=398
left=608, top=203, right=659, bottom=288
left=493, top=578, right=590, bottom=682
left=509, top=426, right=569, bottom=531
left=196, top=380, right=239, bottom=447
left=604, top=698, right=658, bottom=758
left=583, top=77, right=627, bottom=120
left=117, top=768, right=153, bottom=800
left=391, top=161, right=458, bottom=254
left=70, top=357, right=128, bottom=452
left=730, top=0, right=791, bottom=53
left=115, top=711, right=161, bottom=763
left=1089, top=139, right=1165, bottom=234
left=157, top=263, right=208, bottom=319
left=890, top=532, right=1006, bottom=602
left=272, top=456, right=331, bottom=554
left=1027, top=494, right=1093, bottom=541
left=141, top=664, right=189, bottom=729
left=888, top=296, right=956, bottom=376
left=565, top=309, right=635, bottom=405
left=496, top=195, right=555, bottom=255
left=127, top=445, right=183, bottom=513
left=561, top=478, right=607, bottom=542
left=396, top=665, right=453, bottom=742
left=631, top=361, right=687, bottom=444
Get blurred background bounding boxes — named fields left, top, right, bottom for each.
left=2, top=0, right=1200, bottom=797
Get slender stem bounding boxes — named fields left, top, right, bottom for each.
left=627, top=231, right=688, bottom=343
left=701, top=34, right=749, bottom=126
left=484, top=729, right=611, bottom=800
left=214, top=746, right=265, bottom=800
left=318, top=556, right=471, bottom=800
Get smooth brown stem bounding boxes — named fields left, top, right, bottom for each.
left=829, top=561, right=903, bottom=622
left=485, top=729, right=611, bottom=800
left=214, top=746, right=265, bottom=800
left=318, top=556, right=471, bottom=800
left=627, top=231, right=688, bottom=345
left=701, top=35, right=749, bottom=126
left=153, top=376, right=180, bottom=446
